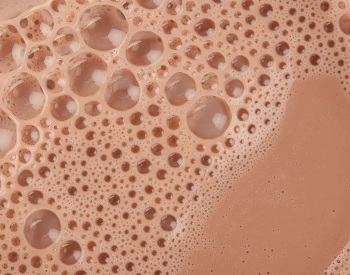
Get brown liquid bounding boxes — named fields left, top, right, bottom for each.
left=0, top=0, right=350, bottom=274
left=183, top=76, right=350, bottom=274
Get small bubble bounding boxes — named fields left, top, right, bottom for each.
left=168, top=153, right=183, bottom=168
left=137, top=159, right=152, bottom=174
left=194, top=18, right=215, bottom=36
left=231, top=55, right=249, bottom=72
left=160, top=214, right=177, bottom=231
left=144, top=207, right=157, bottom=220
left=310, top=54, right=321, bottom=66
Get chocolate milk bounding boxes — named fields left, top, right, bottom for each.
left=0, top=0, right=350, bottom=274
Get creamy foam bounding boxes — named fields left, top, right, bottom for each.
left=0, top=0, right=350, bottom=274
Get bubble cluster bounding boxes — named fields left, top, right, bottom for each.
left=0, top=0, right=349, bottom=274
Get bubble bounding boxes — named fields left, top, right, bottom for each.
left=99, top=252, right=110, bottom=264
left=1, top=162, right=15, bottom=177
left=207, top=52, right=226, bottom=70
left=169, top=37, right=182, bottom=50
left=75, top=117, right=88, bottom=130
left=136, top=0, right=164, bottom=9
left=31, top=256, right=42, bottom=268
left=126, top=262, right=135, bottom=271
left=310, top=54, right=321, bottom=66
left=167, top=115, right=181, bottom=130
left=201, top=155, right=212, bottom=166
left=162, top=19, right=178, bottom=34
left=24, top=209, right=61, bottom=249
left=226, top=33, right=238, bottom=44
left=68, top=220, right=77, bottom=231
left=0, top=25, right=26, bottom=74
left=28, top=190, right=44, bottom=204
left=245, top=29, right=254, bottom=38
left=21, top=125, right=40, bottom=145
left=79, top=5, right=128, bottom=51
left=144, top=207, right=157, bottom=220
left=185, top=45, right=201, bottom=60
left=148, top=104, right=161, bottom=116
left=220, top=19, right=230, bottom=30
left=242, top=0, right=254, bottom=10
left=168, top=153, right=183, bottom=168
left=151, top=143, right=164, bottom=156
left=59, top=240, right=82, bottom=265
left=320, top=1, right=330, bottom=11
left=130, top=112, right=144, bottom=125
left=126, top=31, right=164, bottom=66
left=259, top=3, right=273, bottom=16
left=20, top=9, right=54, bottom=42
left=258, top=74, right=271, bottom=86
left=167, top=0, right=182, bottom=15
left=194, top=19, right=215, bottom=36
left=144, top=81, right=160, bottom=98
left=111, top=148, right=122, bottom=159
left=39, top=166, right=51, bottom=178
left=339, top=14, right=350, bottom=35
left=108, top=194, right=120, bottom=206
left=168, top=53, right=182, bottom=67
left=27, top=45, right=54, bottom=72
left=0, top=110, right=17, bottom=159
left=158, top=238, right=167, bottom=247
left=248, top=124, right=256, bottom=134
left=50, top=95, right=78, bottom=121
left=3, top=73, right=45, bottom=120
left=165, top=72, right=196, bottom=106
left=297, top=45, right=305, bottom=54
left=19, top=148, right=31, bottom=163
left=160, top=214, right=177, bottom=231
left=159, top=64, right=169, bottom=77
left=68, top=52, right=107, bottom=97
left=105, top=69, right=140, bottom=111
left=226, top=79, right=244, bottom=98
left=51, top=0, right=66, bottom=12
left=260, top=54, right=274, bottom=68
left=86, top=147, right=97, bottom=157
left=85, top=101, right=102, bottom=116
left=269, top=21, right=279, bottom=31
left=237, top=108, right=249, bottom=121
left=276, top=41, right=290, bottom=56
left=8, top=251, right=19, bottom=262
left=137, top=159, right=152, bottom=174
left=44, top=68, right=66, bottom=93
left=187, top=96, right=231, bottom=139
left=231, top=55, right=250, bottom=72
left=53, top=27, right=80, bottom=56
left=201, top=73, right=219, bottom=90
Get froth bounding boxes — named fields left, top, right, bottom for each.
left=0, top=0, right=349, bottom=274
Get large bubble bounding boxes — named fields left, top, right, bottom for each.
left=126, top=31, right=164, bottom=66
left=187, top=96, right=232, bottom=139
left=3, top=73, right=45, bottom=120
left=67, top=52, right=107, bottom=97
left=79, top=5, right=128, bottom=51
left=105, top=69, right=140, bottom=111
left=165, top=72, right=196, bottom=106
left=24, top=209, right=61, bottom=249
